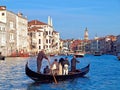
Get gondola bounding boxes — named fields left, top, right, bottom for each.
left=74, top=53, right=84, bottom=58
left=25, top=62, right=90, bottom=83
left=94, top=51, right=102, bottom=56
left=0, top=56, right=5, bottom=60
left=74, top=50, right=85, bottom=58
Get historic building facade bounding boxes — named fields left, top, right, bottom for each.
left=0, top=6, right=28, bottom=56
left=28, top=16, right=60, bottom=55
left=116, top=35, right=120, bottom=54
left=0, top=21, right=6, bottom=56
left=89, top=35, right=117, bottom=55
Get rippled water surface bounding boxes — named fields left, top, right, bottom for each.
left=0, top=55, right=120, bottom=90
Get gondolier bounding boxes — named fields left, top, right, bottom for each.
left=37, top=49, right=49, bottom=73
left=71, top=55, right=80, bottom=72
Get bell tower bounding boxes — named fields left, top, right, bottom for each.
left=48, top=16, right=53, bottom=26
left=84, top=27, right=89, bottom=41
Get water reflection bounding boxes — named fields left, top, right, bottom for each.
left=27, top=76, right=90, bottom=90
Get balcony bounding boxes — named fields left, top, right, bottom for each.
left=9, top=39, right=15, bottom=43
left=10, top=27, right=15, bottom=31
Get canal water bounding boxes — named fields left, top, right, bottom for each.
left=0, top=54, right=120, bottom=90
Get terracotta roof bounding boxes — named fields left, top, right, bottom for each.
left=28, top=20, right=47, bottom=26
left=0, top=6, right=6, bottom=10
left=28, top=26, right=43, bottom=32
left=53, top=30, right=58, bottom=33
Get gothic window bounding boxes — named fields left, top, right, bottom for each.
left=46, top=39, right=48, bottom=43
left=39, top=39, right=41, bottom=44
left=39, top=46, right=41, bottom=49
left=10, top=22, right=14, bottom=29
left=0, top=27, right=5, bottom=31
left=10, top=33, right=14, bottom=41
left=46, top=31, right=48, bottom=35
left=3, top=27, right=5, bottom=31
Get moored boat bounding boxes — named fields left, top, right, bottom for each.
left=50, top=54, right=55, bottom=57
left=117, top=56, right=120, bottom=60
left=74, top=52, right=85, bottom=57
left=117, top=52, right=120, bottom=60
left=0, top=56, right=5, bottom=60
left=94, top=51, right=102, bottom=56
left=0, top=52, right=5, bottom=60
left=49, top=54, right=57, bottom=57
left=25, top=62, right=90, bottom=83
left=74, top=50, right=85, bottom=58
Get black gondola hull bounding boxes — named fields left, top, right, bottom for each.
left=0, top=56, right=5, bottom=60
left=25, top=62, right=90, bottom=83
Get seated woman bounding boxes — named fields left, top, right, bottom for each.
left=43, top=65, right=51, bottom=75
left=51, top=59, right=59, bottom=75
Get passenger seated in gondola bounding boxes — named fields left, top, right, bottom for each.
left=63, top=57, right=70, bottom=75
left=43, top=65, right=51, bottom=75
left=51, top=59, right=59, bottom=75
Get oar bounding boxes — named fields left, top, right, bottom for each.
left=48, top=60, right=58, bottom=84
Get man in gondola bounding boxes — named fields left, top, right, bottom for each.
left=63, top=57, right=70, bottom=75
left=37, top=49, right=49, bottom=73
left=71, top=55, right=80, bottom=72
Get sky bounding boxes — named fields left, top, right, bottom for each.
left=0, top=0, right=120, bottom=39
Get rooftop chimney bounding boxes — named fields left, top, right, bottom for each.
left=17, top=12, right=23, bottom=17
